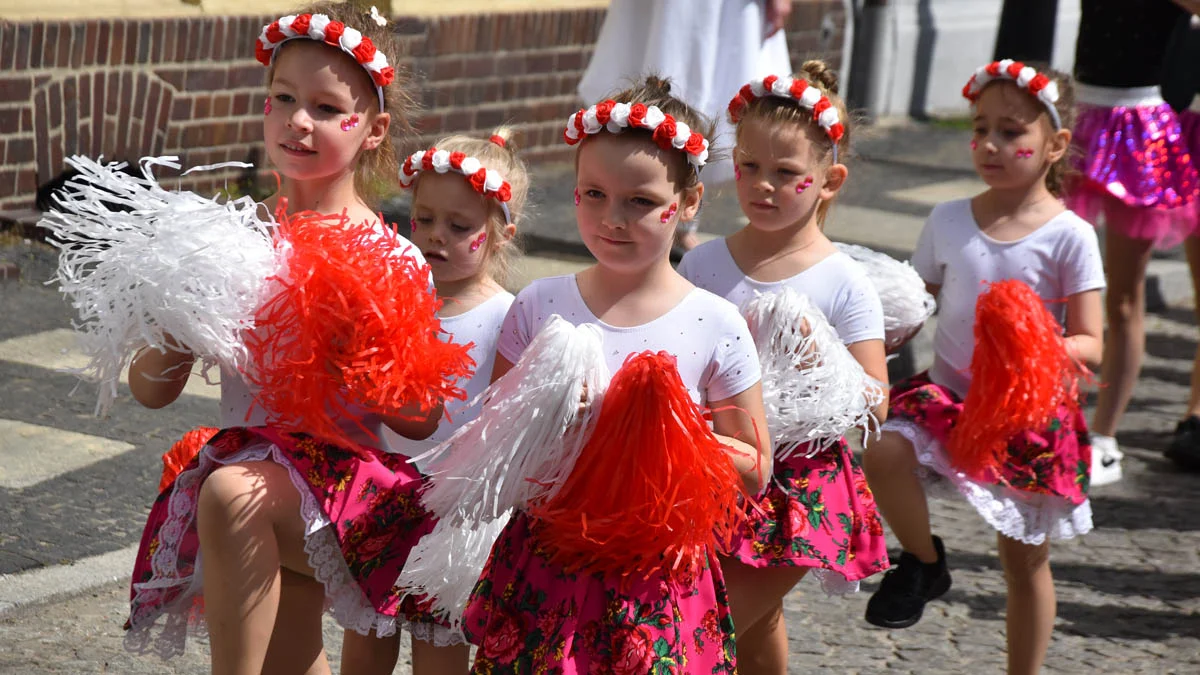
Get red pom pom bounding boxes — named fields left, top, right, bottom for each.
left=652, top=115, right=678, bottom=149
left=828, top=122, right=845, bottom=144
left=352, top=38, right=377, bottom=65
left=469, top=168, right=488, bottom=193
left=448, top=151, right=466, bottom=170
left=421, top=150, right=436, bottom=171
left=373, top=66, right=395, bottom=88
left=762, top=75, right=779, bottom=92
left=1006, top=61, right=1026, bottom=78
left=160, top=426, right=219, bottom=493
left=789, top=78, right=809, bottom=99
left=1029, top=73, right=1050, bottom=94
left=265, top=21, right=286, bottom=44
left=683, top=132, right=705, bottom=155
left=496, top=182, right=513, bottom=202
left=245, top=210, right=474, bottom=449
left=255, top=40, right=273, bottom=66
left=985, top=61, right=1002, bottom=77
left=323, top=21, right=345, bottom=46
left=947, top=280, right=1091, bottom=477
left=812, top=97, right=832, bottom=118
left=529, top=351, right=747, bottom=582
left=594, top=100, right=615, bottom=126
left=739, top=84, right=755, bottom=102
left=728, top=95, right=747, bottom=121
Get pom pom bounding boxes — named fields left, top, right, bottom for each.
left=834, top=242, right=936, bottom=351
left=528, top=351, right=747, bottom=582
left=159, top=426, right=219, bottom=493
left=948, top=279, right=1091, bottom=476
left=245, top=210, right=474, bottom=448
left=744, top=288, right=885, bottom=459
left=414, top=315, right=609, bottom=525
left=395, top=510, right=512, bottom=641
left=38, top=155, right=273, bottom=415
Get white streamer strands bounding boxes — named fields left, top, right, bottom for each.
left=396, top=510, right=511, bottom=641
left=38, top=155, right=273, bottom=415
left=834, top=242, right=936, bottom=351
left=412, top=315, right=609, bottom=526
left=744, top=288, right=885, bottom=459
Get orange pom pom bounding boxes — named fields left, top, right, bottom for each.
left=529, top=351, right=747, bottom=583
left=159, top=426, right=218, bottom=493
left=245, top=209, right=474, bottom=448
left=948, top=280, right=1090, bottom=477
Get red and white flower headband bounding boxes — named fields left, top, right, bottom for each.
left=727, top=75, right=845, bottom=163
left=962, top=60, right=1062, bottom=129
left=563, top=100, right=711, bottom=169
left=398, top=147, right=514, bottom=224
left=255, top=12, right=395, bottom=112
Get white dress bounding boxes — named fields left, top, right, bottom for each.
left=577, top=0, right=792, bottom=186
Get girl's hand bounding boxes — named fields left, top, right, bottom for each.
left=710, top=383, right=773, bottom=493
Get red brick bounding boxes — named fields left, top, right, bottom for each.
left=126, top=22, right=140, bottom=65
left=142, top=85, right=162, bottom=150
left=186, top=68, right=226, bottom=92
left=183, top=124, right=215, bottom=147
left=194, top=96, right=211, bottom=118
left=136, top=22, right=152, bottom=63
left=173, top=19, right=187, bottom=61
left=80, top=124, right=92, bottom=157
left=55, top=23, right=72, bottom=67
left=109, top=22, right=125, bottom=67
left=7, top=136, right=33, bottom=165
left=95, top=21, right=110, bottom=66
left=63, top=78, right=79, bottom=154
left=444, top=108, right=474, bottom=131
left=232, top=92, right=252, bottom=116
left=431, top=57, right=464, bottom=80
left=212, top=93, right=232, bottom=118
left=155, top=68, right=187, bottom=90
left=227, top=65, right=264, bottom=90
left=238, top=120, right=262, bottom=144
left=0, top=77, right=33, bottom=105
left=556, top=49, right=584, bottom=72
left=20, top=106, right=31, bottom=133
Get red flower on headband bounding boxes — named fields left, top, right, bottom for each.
left=290, top=14, right=312, bottom=36
left=352, top=39, right=377, bottom=65
left=255, top=41, right=272, bottom=65
left=469, top=168, right=488, bottom=192
left=652, top=116, right=678, bottom=148
left=828, top=122, right=845, bottom=143
left=449, top=152, right=466, bottom=170
left=496, top=183, right=513, bottom=202
left=324, top=21, right=345, bottom=46
left=1006, top=61, right=1026, bottom=78
left=627, top=103, right=648, bottom=128
left=421, top=149, right=436, bottom=171
left=374, top=66, right=395, bottom=87
left=683, top=132, right=705, bottom=155
left=789, top=79, right=808, bottom=98
left=762, top=75, right=779, bottom=92
left=1029, top=73, right=1050, bottom=93
left=595, top=100, right=616, bottom=126
left=812, top=98, right=832, bottom=118
left=265, top=21, right=286, bottom=44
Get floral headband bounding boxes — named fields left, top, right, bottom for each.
left=398, top=145, right=514, bottom=225
left=962, top=60, right=1062, bottom=129
left=727, top=75, right=845, bottom=163
left=255, top=12, right=395, bottom=112
left=563, top=100, right=711, bottom=169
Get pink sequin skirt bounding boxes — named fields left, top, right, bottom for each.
left=1065, top=98, right=1199, bottom=248
left=725, top=438, right=889, bottom=593
left=124, top=427, right=448, bottom=658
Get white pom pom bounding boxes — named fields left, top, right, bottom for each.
left=431, top=150, right=451, bottom=173
left=609, top=102, right=631, bottom=129
left=413, top=315, right=609, bottom=525
left=1016, top=66, right=1036, bottom=87
left=39, top=155, right=275, bottom=415
left=642, top=105, right=666, bottom=130
left=750, top=79, right=769, bottom=97
left=278, top=15, right=299, bottom=38
left=395, top=510, right=511, bottom=640
left=582, top=108, right=602, bottom=134
left=743, top=288, right=884, bottom=458
left=483, top=169, right=503, bottom=192
left=799, top=87, right=822, bottom=107
left=770, top=77, right=792, bottom=97
left=834, top=242, right=936, bottom=351
left=307, top=14, right=331, bottom=39
left=671, top=121, right=691, bottom=149
left=564, top=115, right=581, bottom=141
left=339, top=27, right=363, bottom=51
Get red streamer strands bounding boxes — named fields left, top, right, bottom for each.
left=948, top=279, right=1090, bottom=477
left=245, top=209, right=474, bottom=448
left=159, top=426, right=218, bottom=493
left=530, top=351, right=747, bottom=582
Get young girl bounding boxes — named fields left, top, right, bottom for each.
left=863, top=62, right=1105, bottom=675
left=123, top=4, right=457, bottom=674
left=1066, top=0, right=1200, bottom=484
left=678, top=61, right=890, bottom=674
left=461, top=76, right=772, bottom=673
left=352, top=131, right=526, bottom=672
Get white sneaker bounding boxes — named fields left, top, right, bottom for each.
left=1090, top=434, right=1124, bottom=487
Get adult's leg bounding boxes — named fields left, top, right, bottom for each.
left=198, top=461, right=323, bottom=675
left=861, top=430, right=936, bottom=562
left=1091, top=211, right=1156, bottom=436
left=997, top=534, right=1055, bottom=675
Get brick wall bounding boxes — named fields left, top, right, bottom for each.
left=0, top=1, right=845, bottom=219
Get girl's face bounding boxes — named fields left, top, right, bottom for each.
left=575, top=134, right=701, bottom=272
left=734, top=117, right=844, bottom=232
left=410, top=172, right=502, bottom=284
left=970, top=81, right=1068, bottom=190
left=264, top=41, right=389, bottom=184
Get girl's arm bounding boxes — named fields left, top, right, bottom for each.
left=380, top=400, right=444, bottom=441
left=490, top=353, right=515, bottom=383
left=710, top=382, right=773, bottom=494
left=1063, top=288, right=1103, bottom=369
left=127, top=336, right=195, bottom=409
left=847, top=338, right=890, bottom=422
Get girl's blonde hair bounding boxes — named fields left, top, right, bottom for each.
left=974, top=64, right=1077, bottom=196
left=733, top=60, right=849, bottom=226
left=594, top=75, right=717, bottom=192
left=266, top=1, right=417, bottom=207
left=416, top=128, right=529, bottom=284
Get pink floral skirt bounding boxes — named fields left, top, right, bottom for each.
left=882, top=373, right=1093, bottom=545
left=726, top=438, right=889, bottom=593
left=462, top=512, right=737, bottom=674
left=124, top=427, right=447, bottom=657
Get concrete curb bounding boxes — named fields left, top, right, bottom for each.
left=0, top=544, right=136, bottom=618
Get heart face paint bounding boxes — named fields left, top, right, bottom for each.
left=573, top=188, right=581, bottom=206
left=795, top=176, right=814, bottom=194
left=734, top=165, right=742, bottom=180
left=659, top=202, right=678, bottom=224
left=970, top=139, right=978, bottom=150
left=409, top=217, right=417, bottom=233
left=264, top=97, right=272, bottom=115
left=469, top=232, right=487, bottom=252
left=1015, top=148, right=1035, bottom=158
left=340, top=114, right=360, bottom=132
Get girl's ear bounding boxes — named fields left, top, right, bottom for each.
left=1046, top=126, right=1072, bottom=163
left=503, top=222, right=517, bottom=239
left=362, top=111, right=391, bottom=151
left=679, top=182, right=706, bottom=223
left=819, top=162, right=849, bottom=201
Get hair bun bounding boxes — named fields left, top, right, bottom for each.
left=489, top=126, right=518, bottom=152
left=643, top=75, right=674, bottom=96
left=800, top=60, right=839, bottom=95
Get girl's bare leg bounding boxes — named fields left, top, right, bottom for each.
left=997, top=534, right=1055, bottom=675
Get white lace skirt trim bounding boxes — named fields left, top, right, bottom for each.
left=125, top=437, right=463, bottom=658
left=883, top=419, right=1094, bottom=546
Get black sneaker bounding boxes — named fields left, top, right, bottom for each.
left=1165, top=416, right=1200, bottom=472
left=864, top=535, right=952, bottom=629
